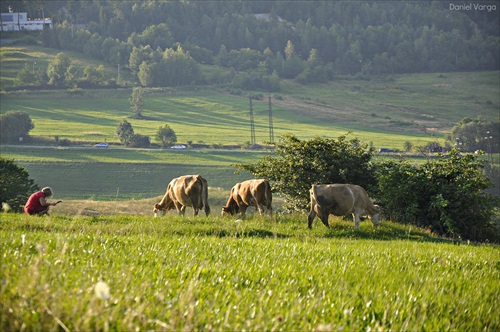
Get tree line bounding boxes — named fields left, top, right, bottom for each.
left=5, top=1, right=499, bottom=89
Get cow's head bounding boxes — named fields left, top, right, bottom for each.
left=370, top=204, right=381, bottom=226
left=221, top=197, right=239, bottom=217
left=153, top=203, right=166, bottom=217
left=221, top=205, right=236, bottom=216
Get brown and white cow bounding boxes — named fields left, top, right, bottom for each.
left=222, top=179, right=272, bottom=217
left=154, top=175, right=210, bottom=217
left=307, top=184, right=380, bottom=229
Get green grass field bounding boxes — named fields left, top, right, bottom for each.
left=2, top=42, right=499, bottom=332
left=0, top=146, right=267, bottom=199
left=1, top=214, right=498, bottom=331
left=2, top=46, right=498, bottom=150
left=1, top=86, right=448, bottom=149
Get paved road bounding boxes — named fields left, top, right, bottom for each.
left=0, top=144, right=273, bottom=154
left=0, top=39, right=14, bottom=45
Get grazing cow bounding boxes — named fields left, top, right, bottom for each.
left=222, top=179, right=272, bottom=217
left=308, top=184, right=380, bottom=229
left=154, top=175, right=210, bottom=217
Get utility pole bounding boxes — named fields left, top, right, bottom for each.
left=268, top=94, right=274, bottom=144
left=249, top=96, right=256, bottom=145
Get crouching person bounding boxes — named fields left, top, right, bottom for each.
left=24, top=187, right=61, bottom=216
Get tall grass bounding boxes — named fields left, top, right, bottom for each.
left=1, top=214, right=498, bottom=331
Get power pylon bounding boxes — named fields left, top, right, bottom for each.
left=249, top=96, right=256, bottom=145
left=268, top=95, right=274, bottom=144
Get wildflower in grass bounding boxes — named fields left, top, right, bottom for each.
left=94, top=280, right=111, bottom=300
left=316, top=323, right=333, bottom=332
left=343, top=307, right=353, bottom=316
left=2, top=202, right=11, bottom=212
left=36, top=243, right=45, bottom=253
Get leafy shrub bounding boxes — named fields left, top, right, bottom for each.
left=0, top=158, right=39, bottom=213
left=116, top=120, right=134, bottom=145
left=237, top=134, right=375, bottom=212
left=374, top=149, right=498, bottom=242
left=449, top=117, right=499, bottom=153
left=128, top=134, right=151, bottom=148
left=155, top=124, right=177, bottom=148
left=0, top=111, right=34, bottom=144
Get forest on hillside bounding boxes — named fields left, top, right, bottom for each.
left=3, top=1, right=499, bottom=89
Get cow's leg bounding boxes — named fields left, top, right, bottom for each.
left=320, top=212, right=330, bottom=228
left=178, top=204, right=186, bottom=216
left=257, top=204, right=264, bottom=215
left=239, top=205, right=248, bottom=218
left=353, top=213, right=360, bottom=229
left=307, top=209, right=316, bottom=229
left=315, top=206, right=329, bottom=228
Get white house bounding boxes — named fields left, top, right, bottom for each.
left=1, top=12, right=52, bottom=31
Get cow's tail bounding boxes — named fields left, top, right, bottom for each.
left=198, top=175, right=211, bottom=216
left=310, top=185, right=318, bottom=206
left=307, top=185, right=318, bottom=229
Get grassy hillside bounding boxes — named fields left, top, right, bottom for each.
left=1, top=213, right=499, bottom=331
left=0, top=44, right=135, bottom=89
left=1, top=45, right=499, bottom=149
left=1, top=86, right=445, bottom=149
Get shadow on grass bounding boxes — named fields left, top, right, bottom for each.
left=168, top=227, right=289, bottom=239
left=203, top=228, right=289, bottom=239
left=316, top=221, right=454, bottom=243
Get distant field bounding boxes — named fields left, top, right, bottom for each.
left=1, top=45, right=498, bottom=150
left=0, top=44, right=135, bottom=88
left=0, top=87, right=444, bottom=150
left=0, top=146, right=264, bottom=199
left=0, top=145, right=268, bottom=165
left=18, top=161, right=254, bottom=200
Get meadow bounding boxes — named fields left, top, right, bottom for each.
left=1, top=70, right=498, bottom=199
left=0, top=146, right=266, bottom=199
left=1, top=213, right=499, bottom=331
left=1, top=44, right=499, bottom=149
left=2, top=45, right=499, bottom=200
left=0, top=86, right=448, bottom=148
left=2, top=42, right=499, bottom=332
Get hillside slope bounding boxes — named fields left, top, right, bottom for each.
left=1, top=45, right=499, bottom=152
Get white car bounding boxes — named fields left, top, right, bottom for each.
left=170, top=145, right=186, bottom=149
left=95, top=143, right=109, bottom=148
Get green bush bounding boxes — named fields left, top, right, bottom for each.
left=237, top=134, right=375, bottom=212
left=128, top=134, right=151, bottom=148
left=374, top=149, right=498, bottom=242
left=156, top=124, right=177, bottom=148
left=0, top=158, right=39, bottom=213
left=0, top=111, right=34, bottom=144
